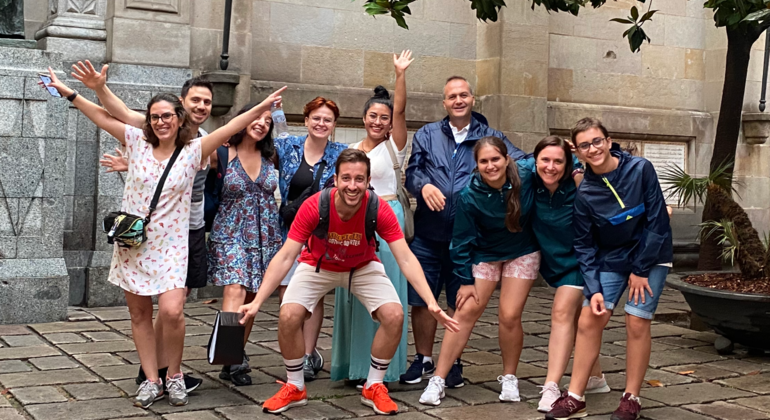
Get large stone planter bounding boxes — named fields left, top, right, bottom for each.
left=667, top=274, right=770, bottom=351
left=742, top=112, right=770, bottom=145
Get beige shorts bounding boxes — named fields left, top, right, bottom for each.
left=281, top=262, right=401, bottom=315
left=472, top=251, right=541, bottom=281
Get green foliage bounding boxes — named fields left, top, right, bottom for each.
left=699, top=219, right=739, bottom=265
left=659, top=159, right=738, bottom=209
left=364, top=0, right=770, bottom=53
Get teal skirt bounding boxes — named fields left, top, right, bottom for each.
left=330, top=200, right=408, bottom=382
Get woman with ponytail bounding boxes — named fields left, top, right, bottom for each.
left=330, top=50, right=414, bottom=386
left=419, top=136, right=540, bottom=406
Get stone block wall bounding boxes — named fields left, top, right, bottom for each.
left=0, top=45, right=70, bottom=323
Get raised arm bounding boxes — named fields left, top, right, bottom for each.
left=391, top=50, right=413, bottom=151
left=72, top=61, right=145, bottom=128
left=199, top=87, right=287, bottom=162
left=45, top=67, right=126, bottom=142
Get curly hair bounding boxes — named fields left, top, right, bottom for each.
left=142, top=93, right=193, bottom=149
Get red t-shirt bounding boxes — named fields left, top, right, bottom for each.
left=287, top=189, right=404, bottom=272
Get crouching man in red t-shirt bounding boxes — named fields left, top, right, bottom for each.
left=238, top=149, right=459, bottom=415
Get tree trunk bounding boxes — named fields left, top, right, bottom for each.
left=698, top=26, right=760, bottom=268
left=707, top=185, right=766, bottom=278
left=698, top=198, right=723, bottom=270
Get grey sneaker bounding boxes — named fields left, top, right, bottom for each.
left=309, top=348, right=324, bottom=373
left=134, top=379, right=163, bottom=408
left=303, top=355, right=316, bottom=381
left=166, top=373, right=189, bottom=406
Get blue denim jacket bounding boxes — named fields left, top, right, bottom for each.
left=275, top=134, right=348, bottom=235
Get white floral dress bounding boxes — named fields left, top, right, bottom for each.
left=108, top=126, right=203, bottom=295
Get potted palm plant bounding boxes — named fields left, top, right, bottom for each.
left=661, top=163, right=770, bottom=353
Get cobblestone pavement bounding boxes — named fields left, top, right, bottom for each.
left=1, top=285, right=769, bottom=420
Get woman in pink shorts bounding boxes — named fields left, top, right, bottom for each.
left=419, top=136, right=540, bottom=406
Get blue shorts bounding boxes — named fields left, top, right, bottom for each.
left=407, top=236, right=459, bottom=310
left=583, top=265, right=669, bottom=320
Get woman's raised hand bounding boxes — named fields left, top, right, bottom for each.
left=394, top=50, right=414, bottom=75
left=256, top=86, right=288, bottom=113
left=41, top=67, right=74, bottom=97
left=72, top=60, right=109, bottom=92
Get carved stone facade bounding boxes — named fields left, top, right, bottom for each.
left=2, top=0, right=767, bottom=319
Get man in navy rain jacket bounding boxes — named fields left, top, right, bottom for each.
left=401, top=76, right=525, bottom=387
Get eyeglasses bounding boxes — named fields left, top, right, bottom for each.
left=575, top=137, right=607, bottom=152
left=149, top=112, right=177, bottom=124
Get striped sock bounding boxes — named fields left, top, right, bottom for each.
left=284, top=357, right=305, bottom=390
left=365, top=355, right=391, bottom=389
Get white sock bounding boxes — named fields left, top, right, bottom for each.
left=625, top=392, right=641, bottom=404
left=366, top=355, right=391, bottom=389
left=568, top=391, right=585, bottom=402
left=422, top=356, right=433, bottom=364
left=284, top=357, right=305, bottom=390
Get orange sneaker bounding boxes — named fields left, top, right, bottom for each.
left=262, top=381, right=307, bottom=414
left=361, top=382, right=399, bottom=415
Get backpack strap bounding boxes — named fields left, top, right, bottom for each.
left=364, top=189, right=380, bottom=252
left=311, top=187, right=333, bottom=272
left=147, top=145, right=183, bottom=222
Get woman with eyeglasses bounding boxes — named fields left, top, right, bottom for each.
left=331, top=51, right=413, bottom=388
left=42, top=67, right=285, bottom=409
left=546, top=118, right=672, bottom=420
left=273, top=96, right=348, bottom=380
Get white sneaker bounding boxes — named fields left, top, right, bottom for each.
left=585, top=374, right=611, bottom=394
left=498, top=374, right=520, bottom=402
left=537, top=381, right=561, bottom=412
left=419, top=376, right=445, bottom=406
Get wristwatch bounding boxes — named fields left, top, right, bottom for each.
left=66, top=90, right=78, bottom=102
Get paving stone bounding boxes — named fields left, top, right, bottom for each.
left=246, top=331, right=278, bottom=343
left=58, top=340, right=136, bottom=354
left=104, top=321, right=132, bottom=330
left=181, top=346, right=208, bottom=361
left=461, top=351, right=501, bottom=366
left=184, top=307, right=218, bottom=317
left=327, top=394, right=410, bottom=416
left=29, top=321, right=109, bottom=334
left=0, top=367, right=98, bottom=387
left=111, top=379, right=140, bottom=397
left=0, top=397, right=8, bottom=407
left=647, top=349, right=724, bottom=368
left=642, top=368, right=696, bottom=386
left=66, top=310, right=96, bottom=322
left=389, top=389, right=464, bottom=411
left=43, top=333, right=87, bottom=344
left=599, top=342, right=629, bottom=357
left=73, top=353, right=126, bottom=368
left=519, top=348, right=549, bottom=363
left=181, top=360, right=220, bottom=374
left=649, top=324, right=695, bottom=338
left=29, top=356, right=79, bottom=370
left=641, top=406, right=716, bottom=420
left=277, top=400, right=353, bottom=419
left=91, top=364, right=143, bottom=380
left=642, top=382, right=754, bottom=406
left=185, top=325, right=214, bottom=336
left=733, top=396, right=770, bottom=413
left=115, top=351, right=141, bottom=364
left=9, top=386, right=68, bottom=404
left=1, top=335, right=45, bottom=347
left=427, top=401, right=541, bottom=420
left=601, top=329, right=629, bottom=343
left=663, top=364, right=739, bottom=381
left=0, top=360, right=31, bottom=374
left=483, top=379, right=542, bottom=401
left=0, top=409, right=26, bottom=420
left=231, top=382, right=284, bottom=404
left=0, top=326, right=30, bottom=336
left=716, top=373, right=770, bottom=394
left=709, top=359, right=769, bottom=374
left=162, top=411, right=221, bottom=420
left=583, top=390, right=663, bottom=415
left=149, top=388, right=251, bottom=414
left=304, top=379, right=359, bottom=399
left=244, top=343, right=272, bottom=356
left=560, top=356, right=626, bottom=374
left=462, top=363, right=545, bottom=384
left=62, top=383, right=123, bottom=400
left=680, top=331, right=719, bottom=343
left=89, top=309, right=131, bottom=322
left=0, top=346, right=61, bottom=360
left=180, top=335, right=210, bottom=347
left=26, top=397, right=146, bottom=420
left=654, top=337, right=707, bottom=348
left=444, top=384, right=500, bottom=405
left=683, top=401, right=770, bottom=419
left=216, top=404, right=283, bottom=420
left=82, top=331, right=127, bottom=342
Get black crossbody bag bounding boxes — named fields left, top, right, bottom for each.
left=102, top=146, right=183, bottom=248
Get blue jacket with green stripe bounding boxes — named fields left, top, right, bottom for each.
left=573, top=150, right=673, bottom=299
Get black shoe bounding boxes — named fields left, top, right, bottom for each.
left=445, top=359, right=465, bottom=388
left=309, top=348, right=324, bottom=374
left=303, top=355, right=316, bottom=381
left=136, top=366, right=168, bottom=386
left=183, top=373, right=203, bottom=392
left=219, top=356, right=252, bottom=387
left=399, top=354, right=434, bottom=384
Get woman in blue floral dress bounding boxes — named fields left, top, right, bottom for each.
left=208, top=101, right=282, bottom=386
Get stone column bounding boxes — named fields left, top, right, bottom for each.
left=0, top=45, right=69, bottom=324
left=34, top=0, right=108, bottom=62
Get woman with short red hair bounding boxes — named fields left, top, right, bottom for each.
left=274, top=96, right=348, bottom=380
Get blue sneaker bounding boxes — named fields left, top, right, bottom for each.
left=445, top=359, right=464, bottom=388
left=399, top=354, right=434, bottom=384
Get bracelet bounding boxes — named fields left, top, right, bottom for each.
left=571, top=168, right=585, bottom=178
left=66, top=90, right=78, bottom=102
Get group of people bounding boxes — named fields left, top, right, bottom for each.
left=44, top=47, right=672, bottom=420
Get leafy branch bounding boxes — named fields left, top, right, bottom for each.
left=609, top=0, right=656, bottom=52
